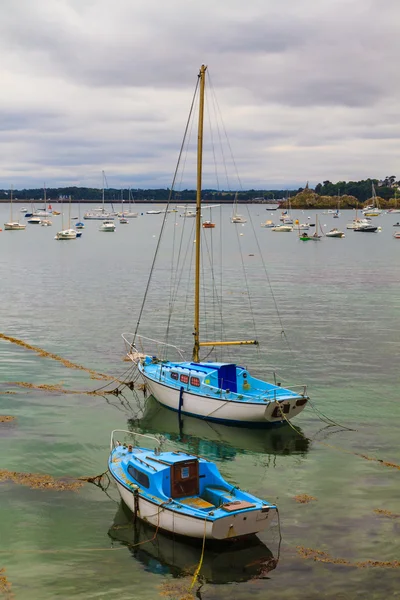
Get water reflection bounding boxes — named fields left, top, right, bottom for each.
left=108, top=502, right=278, bottom=585
left=128, top=396, right=309, bottom=461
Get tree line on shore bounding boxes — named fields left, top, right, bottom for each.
left=0, top=177, right=398, bottom=208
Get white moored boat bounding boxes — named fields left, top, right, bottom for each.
left=4, top=187, right=26, bottom=230
left=271, top=224, right=293, bottom=232
left=99, top=220, right=116, bottom=232
left=55, top=228, right=77, bottom=240
left=108, top=431, right=277, bottom=540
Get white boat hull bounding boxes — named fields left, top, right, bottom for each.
left=141, top=373, right=305, bottom=424
left=113, top=479, right=275, bottom=540
left=4, top=222, right=26, bottom=230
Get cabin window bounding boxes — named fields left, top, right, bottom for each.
left=127, top=465, right=150, bottom=488
left=190, top=377, right=200, bottom=387
left=171, top=372, right=179, bottom=380
left=180, top=374, right=189, bottom=384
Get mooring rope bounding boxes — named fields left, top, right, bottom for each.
left=276, top=403, right=400, bottom=470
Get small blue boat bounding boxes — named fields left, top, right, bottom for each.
left=75, top=222, right=85, bottom=229
left=109, top=431, right=277, bottom=541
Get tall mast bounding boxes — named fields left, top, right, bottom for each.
left=102, top=170, right=105, bottom=213
left=192, top=64, right=207, bottom=362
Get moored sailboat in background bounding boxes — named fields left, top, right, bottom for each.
left=231, top=192, right=247, bottom=223
left=54, top=196, right=77, bottom=240
left=123, top=65, right=308, bottom=426
left=4, top=187, right=26, bottom=231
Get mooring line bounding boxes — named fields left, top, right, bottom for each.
left=277, top=404, right=400, bottom=470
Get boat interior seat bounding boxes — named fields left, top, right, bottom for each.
left=202, top=485, right=235, bottom=507
left=179, top=496, right=215, bottom=511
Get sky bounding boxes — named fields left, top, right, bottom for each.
left=1, top=0, right=400, bottom=191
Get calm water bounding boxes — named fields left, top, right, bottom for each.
left=1, top=204, right=399, bottom=599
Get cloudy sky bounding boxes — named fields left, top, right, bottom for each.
left=1, top=0, right=400, bottom=190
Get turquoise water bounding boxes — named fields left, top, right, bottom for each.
left=1, top=204, right=399, bottom=599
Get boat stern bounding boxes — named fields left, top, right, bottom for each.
left=211, top=504, right=277, bottom=540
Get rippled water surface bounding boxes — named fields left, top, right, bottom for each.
left=1, top=204, right=399, bottom=599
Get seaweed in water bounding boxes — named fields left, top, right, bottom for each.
left=297, top=547, right=400, bottom=568
left=294, top=494, right=317, bottom=503
left=0, top=416, right=16, bottom=423
left=0, top=469, right=84, bottom=492
left=0, top=568, right=14, bottom=599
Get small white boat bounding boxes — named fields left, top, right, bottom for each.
left=99, top=220, right=116, bottom=232
left=118, top=212, right=138, bottom=218
left=40, top=219, right=53, bottom=227
left=146, top=210, right=162, bottom=215
left=20, top=207, right=27, bottom=212
left=27, top=216, right=42, bottom=225
left=393, top=231, right=400, bottom=239
left=119, top=217, right=129, bottom=224
left=271, top=224, right=293, bottom=232
left=346, top=218, right=371, bottom=230
left=295, top=223, right=310, bottom=231
left=109, top=431, right=277, bottom=541
left=260, top=220, right=275, bottom=228
left=54, top=228, right=77, bottom=240
left=326, top=228, right=345, bottom=238
left=4, top=221, right=26, bottom=230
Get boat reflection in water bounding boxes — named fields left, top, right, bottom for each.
left=129, top=396, right=309, bottom=462
left=108, top=502, right=278, bottom=584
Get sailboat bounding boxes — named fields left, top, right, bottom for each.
left=123, top=65, right=308, bottom=426
left=75, top=198, right=85, bottom=229
left=231, top=192, right=247, bottom=223
left=34, top=185, right=52, bottom=218
left=84, top=171, right=115, bottom=220
left=333, top=192, right=341, bottom=218
left=4, top=187, right=26, bottom=230
left=363, top=184, right=382, bottom=217
left=118, top=188, right=138, bottom=219
left=387, top=190, right=400, bottom=214
left=54, top=196, right=77, bottom=240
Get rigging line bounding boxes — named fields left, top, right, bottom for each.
left=166, top=206, right=192, bottom=339
left=132, top=74, right=200, bottom=346
left=233, top=220, right=258, bottom=340
left=90, top=363, right=139, bottom=394
left=201, top=223, right=227, bottom=348
left=219, top=203, right=223, bottom=361
left=200, top=240, right=209, bottom=348
left=207, top=72, right=236, bottom=190
left=166, top=218, right=196, bottom=350
left=167, top=97, right=198, bottom=337
left=243, top=204, right=296, bottom=356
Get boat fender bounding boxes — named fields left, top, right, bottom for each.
left=178, top=386, right=184, bottom=417
left=133, top=488, right=139, bottom=522
left=128, top=444, right=133, bottom=453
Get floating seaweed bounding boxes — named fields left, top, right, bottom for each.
left=297, top=546, right=400, bottom=568
left=158, top=580, right=196, bottom=600
left=294, top=494, right=317, bottom=504
left=374, top=509, right=400, bottom=519
left=8, top=382, right=101, bottom=396
left=0, top=568, right=14, bottom=599
left=0, top=416, right=15, bottom=423
left=0, top=469, right=84, bottom=492
left=0, top=333, right=113, bottom=380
